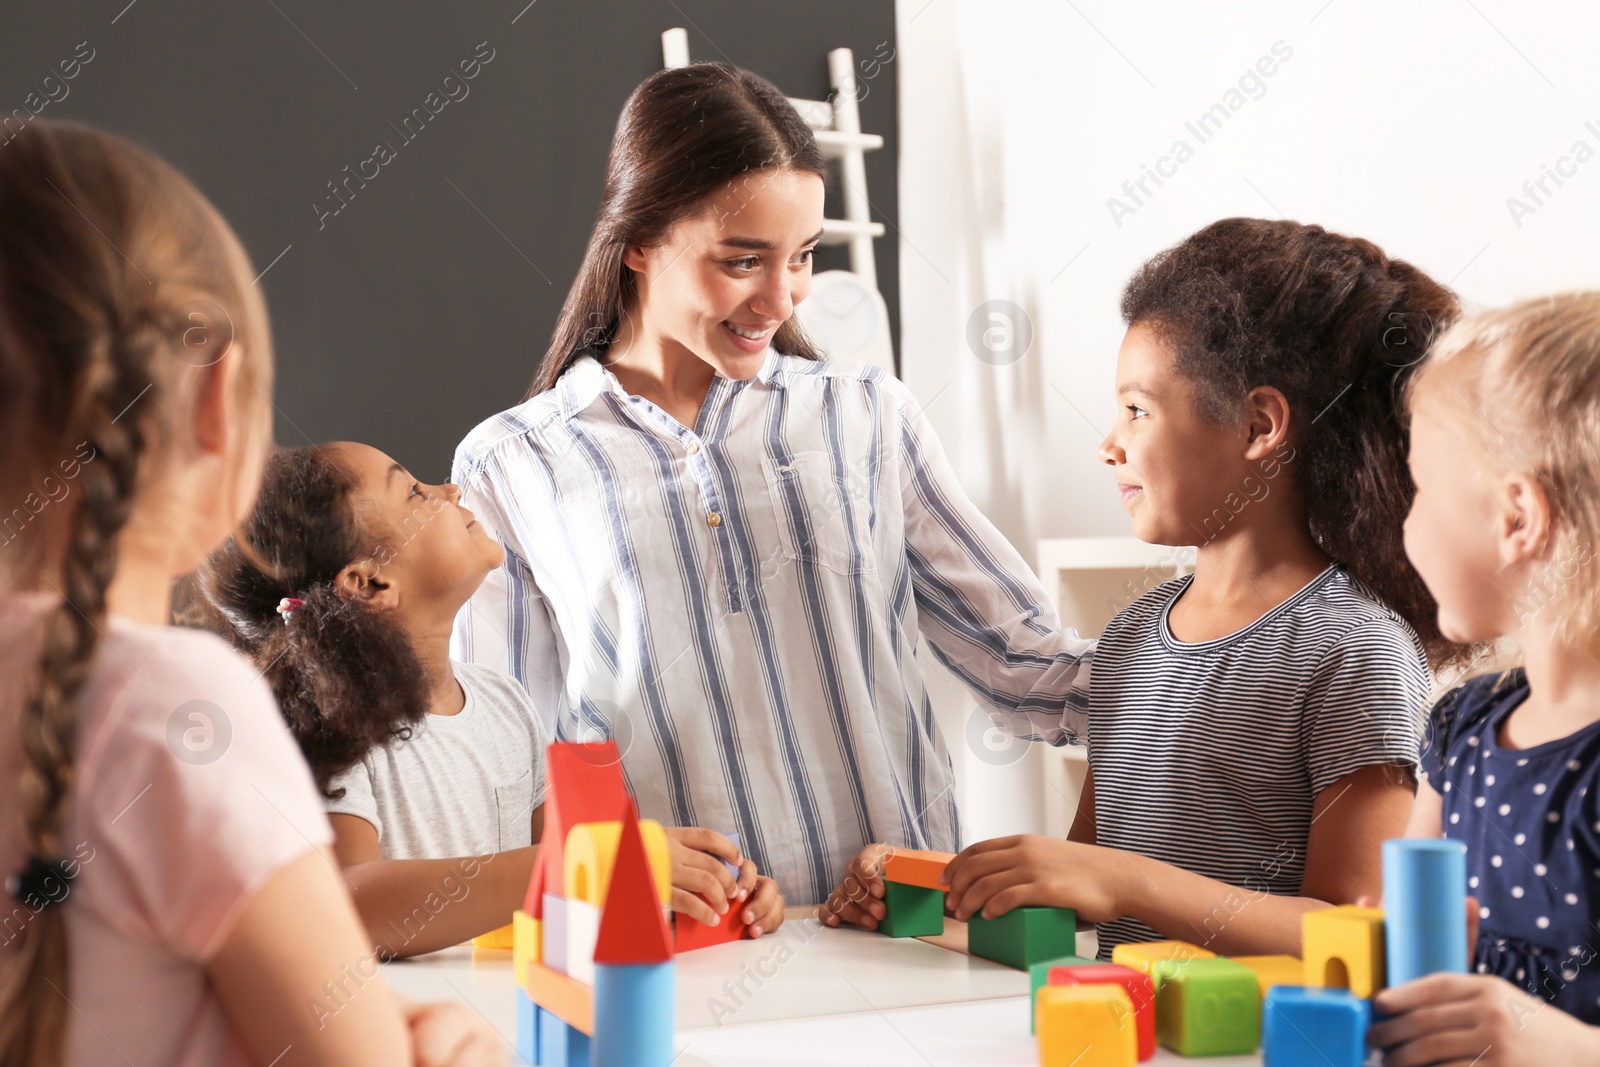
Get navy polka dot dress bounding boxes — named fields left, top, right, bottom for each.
left=1421, top=668, right=1600, bottom=1024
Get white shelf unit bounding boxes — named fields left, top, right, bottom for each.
left=1034, top=536, right=1195, bottom=838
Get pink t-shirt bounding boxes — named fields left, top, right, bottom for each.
left=0, top=593, right=334, bottom=1066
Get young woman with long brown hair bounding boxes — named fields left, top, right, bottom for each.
left=451, top=63, right=1095, bottom=906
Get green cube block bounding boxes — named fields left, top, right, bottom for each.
left=1028, top=954, right=1097, bottom=1033
left=1155, top=958, right=1261, bottom=1056
left=967, top=906, right=1077, bottom=970
left=879, top=880, right=944, bottom=937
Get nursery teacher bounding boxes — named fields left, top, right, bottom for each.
left=450, top=63, right=1091, bottom=904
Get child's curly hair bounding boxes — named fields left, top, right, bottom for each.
left=200, top=446, right=427, bottom=796
left=1121, top=217, right=1466, bottom=671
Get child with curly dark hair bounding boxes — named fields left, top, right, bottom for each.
left=828, top=218, right=1470, bottom=959
left=203, top=442, right=786, bottom=958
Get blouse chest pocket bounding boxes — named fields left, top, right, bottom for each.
left=760, top=451, right=876, bottom=576
left=494, top=768, right=534, bottom=850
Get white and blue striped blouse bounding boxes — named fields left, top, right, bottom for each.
left=449, top=350, right=1093, bottom=904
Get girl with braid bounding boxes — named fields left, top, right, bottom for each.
left=0, top=121, right=500, bottom=1067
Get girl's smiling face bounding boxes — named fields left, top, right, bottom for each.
left=329, top=442, right=504, bottom=614
left=623, top=166, right=825, bottom=380
left=1098, top=322, right=1276, bottom=546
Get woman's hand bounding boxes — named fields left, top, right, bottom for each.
left=942, top=835, right=1129, bottom=924
left=741, top=875, right=786, bottom=937
left=1369, top=974, right=1600, bottom=1066
left=397, top=996, right=506, bottom=1067
left=819, top=843, right=895, bottom=929
left=664, top=826, right=749, bottom=926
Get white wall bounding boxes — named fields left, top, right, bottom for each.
left=895, top=0, right=1600, bottom=841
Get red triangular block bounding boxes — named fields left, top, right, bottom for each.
left=527, top=741, right=628, bottom=913
left=594, top=799, right=672, bottom=964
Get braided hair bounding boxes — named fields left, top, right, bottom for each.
left=0, top=121, right=269, bottom=1067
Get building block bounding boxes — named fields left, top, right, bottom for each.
left=525, top=959, right=595, bottom=1035
left=1302, top=905, right=1386, bottom=997
left=593, top=961, right=674, bottom=1067
left=1154, top=958, right=1261, bottom=1056
left=882, top=847, right=954, bottom=891
left=543, top=894, right=570, bottom=976
left=1383, top=838, right=1468, bottom=984
left=1036, top=984, right=1137, bottom=1067
left=538, top=1006, right=590, bottom=1067
left=564, top=819, right=673, bottom=907
left=566, top=899, right=600, bottom=985
left=531, top=742, right=630, bottom=910
left=1048, top=964, right=1154, bottom=1061
left=473, top=922, right=515, bottom=950
left=720, top=832, right=743, bottom=882
left=968, top=906, right=1076, bottom=970
left=1230, top=955, right=1304, bottom=995
left=674, top=897, right=749, bottom=952
left=593, top=800, right=674, bottom=965
left=1110, top=940, right=1216, bottom=983
left=1028, top=955, right=1097, bottom=1034
left=516, top=986, right=540, bottom=1065
left=1262, top=985, right=1370, bottom=1067
left=879, top=879, right=944, bottom=938
left=513, top=909, right=542, bottom=988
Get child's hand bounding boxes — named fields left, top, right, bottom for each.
left=740, top=875, right=785, bottom=937
left=398, top=996, right=506, bottom=1066
left=1370, top=973, right=1600, bottom=1065
left=664, top=826, right=747, bottom=926
left=819, top=843, right=895, bottom=929
left=943, top=835, right=1126, bottom=923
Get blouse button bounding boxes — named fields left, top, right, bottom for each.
left=707, top=512, right=722, bottom=527
left=688, top=442, right=701, bottom=455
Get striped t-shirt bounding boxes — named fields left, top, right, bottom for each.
left=1087, top=563, right=1430, bottom=956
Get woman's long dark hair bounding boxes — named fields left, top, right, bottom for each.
left=200, top=447, right=427, bottom=796
left=1122, top=217, right=1466, bottom=671
left=529, top=62, right=825, bottom=398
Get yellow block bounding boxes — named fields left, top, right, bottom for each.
left=1302, top=905, right=1386, bottom=997
left=472, top=922, right=514, bottom=950
left=564, top=819, right=672, bottom=906
left=1036, top=984, right=1137, bottom=1067
left=1111, top=940, right=1217, bottom=982
left=1231, top=955, right=1303, bottom=995
left=512, top=909, right=541, bottom=988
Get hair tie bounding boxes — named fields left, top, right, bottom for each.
left=276, top=597, right=305, bottom=624
left=6, top=854, right=76, bottom=910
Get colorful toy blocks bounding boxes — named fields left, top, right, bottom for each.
left=472, top=922, right=515, bottom=950
left=1383, top=838, right=1468, bottom=984
left=967, top=905, right=1076, bottom=970
left=674, top=899, right=749, bottom=951
left=538, top=1006, right=589, bottom=1067
left=1028, top=954, right=1097, bottom=1034
left=880, top=879, right=944, bottom=938
left=1262, top=985, right=1370, bottom=1067
left=515, top=987, right=539, bottom=1064
left=1110, top=939, right=1216, bottom=983
left=1036, top=984, right=1138, bottom=1067
left=1302, top=906, right=1386, bottom=997
left=882, top=847, right=953, bottom=890
left=514, top=744, right=676, bottom=1067
left=1154, top=958, right=1261, bottom=1056
left=1230, top=955, right=1303, bottom=995
left=1048, top=963, right=1155, bottom=1061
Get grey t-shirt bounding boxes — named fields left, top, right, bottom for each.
left=325, top=660, right=546, bottom=859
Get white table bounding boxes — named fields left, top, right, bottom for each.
left=381, top=908, right=1263, bottom=1065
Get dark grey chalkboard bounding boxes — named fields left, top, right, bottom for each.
left=3, top=0, right=899, bottom=481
